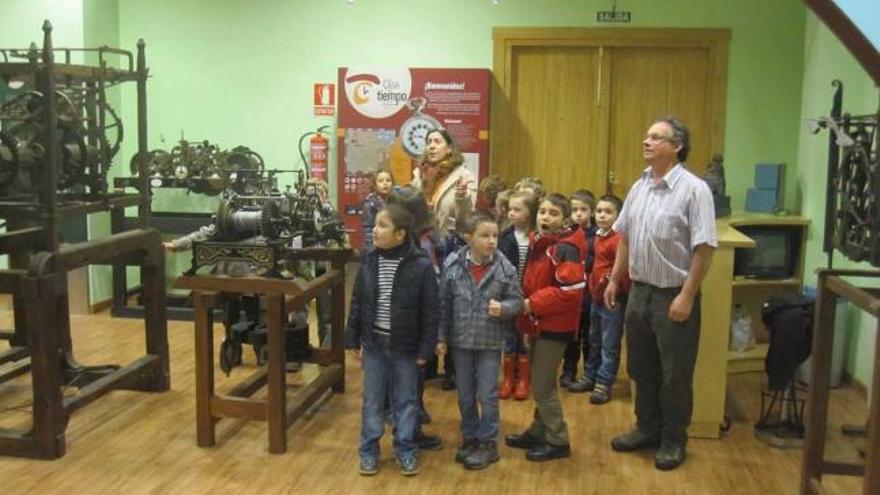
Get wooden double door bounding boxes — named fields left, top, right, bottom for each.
left=491, top=28, right=729, bottom=198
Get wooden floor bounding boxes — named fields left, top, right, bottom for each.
left=0, top=309, right=867, bottom=495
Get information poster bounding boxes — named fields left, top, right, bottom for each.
left=336, top=67, right=491, bottom=249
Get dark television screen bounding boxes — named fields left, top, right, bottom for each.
left=734, top=226, right=801, bottom=279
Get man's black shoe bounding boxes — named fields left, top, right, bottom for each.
left=504, top=431, right=542, bottom=450
left=654, top=443, right=686, bottom=470
left=416, top=431, right=442, bottom=451
left=525, top=442, right=571, bottom=462
left=610, top=429, right=661, bottom=452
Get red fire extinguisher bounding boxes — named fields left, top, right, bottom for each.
left=299, top=125, right=331, bottom=181
left=309, top=132, right=329, bottom=181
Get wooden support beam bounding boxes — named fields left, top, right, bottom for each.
left=800, top=270, right=838, bottom=494
left=807, top=478, right=830, bottom=495
left=227, top=368, right=269, bottom=398
left=0, top=227, right=44, bottom=253
left=193, top=291, right=217, bottom=448
left=0, top=270, right=27, bottom=293
left=210, top=396, right=266, bottom=421
left=62, top=355, right=161, bottom=414
left=0, top=428, right=41, bottom=459
left=286, top=364, right=343, bottom=424
left=177, top=269, right=341, bottom=298
left=821, top=460, right=865, bottom=477
left=0, top=357, right=31, bottom=382
left=0, top=347, right=28, bottom=366
left=826, top=275, right=880, bottom=316
left=46, top=228, right=159, bottom=273
left=265, top=294, right=287, bottom=454
left=23, top=272, right=66, bottom=460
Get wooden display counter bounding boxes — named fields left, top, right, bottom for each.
left=687, top=216, right=754, bottom=438
left=725, top=213, right=810, bottom=373
left=687, top=212, right=808, bottom=438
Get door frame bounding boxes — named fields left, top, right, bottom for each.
left=491, top=27, right=730, bottom=179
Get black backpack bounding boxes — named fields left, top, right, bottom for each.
left=761, top=294, right=814, bottom=391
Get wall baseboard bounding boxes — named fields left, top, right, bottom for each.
left=841, top=371, right=868, bottom=400
left=90, top=298, right=113, bottom=315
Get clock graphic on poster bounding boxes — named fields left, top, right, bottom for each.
left=399, top=97, right=441, bottom=159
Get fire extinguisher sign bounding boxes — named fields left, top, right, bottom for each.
left=314, top=83, right=336, bottom=116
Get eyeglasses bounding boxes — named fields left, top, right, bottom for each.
left=644, top=133, right=676, bottom=143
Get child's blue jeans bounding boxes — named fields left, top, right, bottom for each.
left=450, top=348, right=501, bottom=442
left=359, top=341, right=419, bottom=461
left=585, top=299, right=625, bottom=386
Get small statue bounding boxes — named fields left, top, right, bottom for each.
left=702, top=153, right=730, bottom=218
left=703, top=153, right=726, bottom=196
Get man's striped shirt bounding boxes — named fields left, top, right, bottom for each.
left=613, top=164, right=717, bottom=288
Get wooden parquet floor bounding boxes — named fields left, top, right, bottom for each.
left=0, top=309, right=867, bottom=495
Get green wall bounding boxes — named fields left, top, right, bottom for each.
left=5, top=0, right=810, bottom=303
left=83, top=0, right=121, bottom=303
left=112, top=0, right=807, bottom=211
left=1, top=1, right=84, bottom=50
left=795, top=10, right=878, bottom=395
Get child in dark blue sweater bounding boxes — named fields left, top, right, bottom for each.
left=345, top=205, right=439, bottom=477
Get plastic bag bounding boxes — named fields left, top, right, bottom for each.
left=730, top=304, right=755, bottom=352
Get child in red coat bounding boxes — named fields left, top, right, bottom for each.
left=504, top=193, right=586, bottom=462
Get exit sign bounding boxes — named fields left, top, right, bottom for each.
left=597, top=10, right=631, bottom=23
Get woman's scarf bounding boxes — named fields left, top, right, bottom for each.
left=418, top=153, right=464, bottom=206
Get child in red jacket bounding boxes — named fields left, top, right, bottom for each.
left=584, top=194, right=631, bottom=404
left=504, top=193, right=586, bottom=462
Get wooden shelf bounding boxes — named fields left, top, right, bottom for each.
left=731, top=277, right=802, bottom=288
left=727, top=342, right=769, bottom=374
left=725, top=212, right=811, bottom=227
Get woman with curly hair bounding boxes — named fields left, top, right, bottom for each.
left=411, top=129, right=476, bottom=240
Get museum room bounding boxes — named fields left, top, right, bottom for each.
left=0, top=1, right=877, bottom=494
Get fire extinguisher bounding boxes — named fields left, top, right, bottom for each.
left=298, top=125, right=331, bottom=181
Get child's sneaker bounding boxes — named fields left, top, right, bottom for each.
left=359, top=456, right=379, bottom=476
left=397, top=455, right=420, bottom=476
left=590, top=383, right=611, bottom=404
left=463, top=440, right=500, bottom=470
left=455, top=438, right=479, bottom=463
left=567, top=376, right=595, bottom=393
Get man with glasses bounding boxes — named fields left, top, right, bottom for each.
left=603, top=116, right=716, bottom=470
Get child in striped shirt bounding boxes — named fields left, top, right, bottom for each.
left=345, top=205, right=439, bottom=477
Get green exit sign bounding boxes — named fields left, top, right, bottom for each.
left=597, top=10, right=631, bottom=23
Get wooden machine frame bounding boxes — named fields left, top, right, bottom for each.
left=0, top=21, right=169, bottom=459
left=175, top=247, right=351, bottom=454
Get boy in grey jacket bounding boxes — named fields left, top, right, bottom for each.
left=437, top=213, right=523, bottom=470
